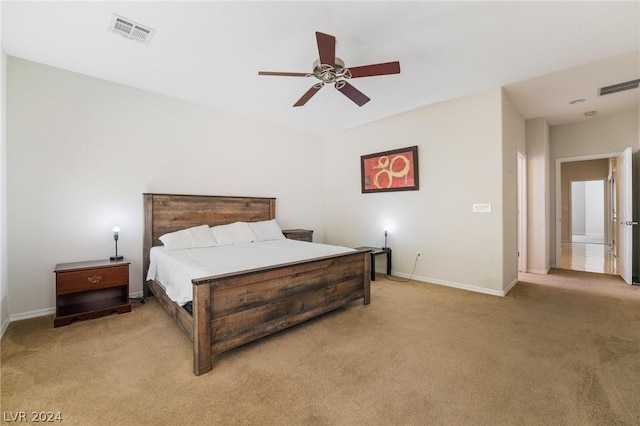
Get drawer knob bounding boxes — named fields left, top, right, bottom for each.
left=87, top=275, right=102, bottom=284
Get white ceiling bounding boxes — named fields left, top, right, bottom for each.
left=2, top=1, right=639, bottom=136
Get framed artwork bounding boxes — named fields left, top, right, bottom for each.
left=361, top=146, right=419, bottom=193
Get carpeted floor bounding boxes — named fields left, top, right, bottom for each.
left=2, top=269, right=639, bottom=425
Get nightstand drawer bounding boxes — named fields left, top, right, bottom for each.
left=56, top=265, right=128, bottom=294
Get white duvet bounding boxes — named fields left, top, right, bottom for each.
left=147, top=239, right=355, bottom=306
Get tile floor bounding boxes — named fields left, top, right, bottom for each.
left=559, top=242, right=617, bottom=275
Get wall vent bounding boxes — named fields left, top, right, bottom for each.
left=109, top=14, right=155, bottom=45
left=598, top=79, right=640, bottom=96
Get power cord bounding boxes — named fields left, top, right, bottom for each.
left=130, top=296, right=146, bottom=305
left=384, top=253, right=420, bottom=282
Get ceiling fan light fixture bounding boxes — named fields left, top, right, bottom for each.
left=312, top=58, right=350, bottom=84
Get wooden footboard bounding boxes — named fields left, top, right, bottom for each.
left=146, top=279, right=194, bottom=339
left=191, top=250, right=370, bottom=375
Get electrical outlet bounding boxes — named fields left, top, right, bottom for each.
left=416, top=251, right=423, bottom=260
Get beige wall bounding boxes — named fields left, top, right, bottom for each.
left=323, top=88, right=517, bottom=295
left=5, top=58, right=525, bottom=320
left=7, top=57, right=324, bottom=318
left=525, top=118, right=551, bottom=273
left=551, top=112, right=638, bottom=159
left=0, top=45, right=8, bottom=334
left=501, top=90, right=525, bottom=289
left=12, top=54, right=608, bottom=318
left=560, top=159, right=609, bottom=242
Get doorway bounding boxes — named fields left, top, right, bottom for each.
left=570, top=179, right=605, bottom=244
left=556, top=155, right=619, bottom=275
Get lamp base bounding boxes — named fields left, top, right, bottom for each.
left=110, top=255, right=124, bottom=262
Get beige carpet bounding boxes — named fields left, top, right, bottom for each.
left=2, top=270, right=639, bottom=425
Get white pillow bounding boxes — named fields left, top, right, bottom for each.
left=187, top=225, right=218, bottom=248
left=249, top=219, right=285, bottom=242
left=159, top=225, right=218, bottom=250
left=158, top=229, right=193, bottom=250
left=211, top=222, right=257, bottom=246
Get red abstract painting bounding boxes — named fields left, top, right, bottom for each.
left=361, top=146, right=419, bottom=193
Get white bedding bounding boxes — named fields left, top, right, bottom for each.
left=147, top=239, right=355, bottom=306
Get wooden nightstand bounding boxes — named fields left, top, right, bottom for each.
left=54, top=259, right=131, bottom=327
left=282, top=229, right=314, bottom=242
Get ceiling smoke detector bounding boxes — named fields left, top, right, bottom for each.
left=109, top=14, right=155, bottom=45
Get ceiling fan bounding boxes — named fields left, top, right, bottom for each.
left=258, top=31, right=401, bottom=107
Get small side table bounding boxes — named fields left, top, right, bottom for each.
left=356, top=246, right=392, bottom=281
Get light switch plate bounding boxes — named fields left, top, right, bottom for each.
left=473, top=203, right=491, bottom=213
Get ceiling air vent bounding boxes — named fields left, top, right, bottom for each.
left=109, top=14, right=155, bottom=44
left=598, top=79, right=640, bottom=96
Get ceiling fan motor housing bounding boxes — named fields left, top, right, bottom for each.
left=312, top=58, right=351, bottom=85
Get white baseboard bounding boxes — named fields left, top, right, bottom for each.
left=6, top=291, right=146, bottom=325
left=1, top=316, right=10, bottom=339
left=385, top=269, right=512, bottom=297
left=527, top=268, right=550, bottom=275
left=503, top=278, right=519, bottom=295
left=10, top=306, right=55, bottom=322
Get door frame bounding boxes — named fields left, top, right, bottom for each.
left=554, top=151, right=620, bottom=268
left=517, top=152, right=527, bottom=272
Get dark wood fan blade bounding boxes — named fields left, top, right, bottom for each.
left=335, top=81, right=370, bottom=107
left=348, top=61, right=401, bottom=78
left=258, top=71, right=309, bottom=77
left=316, top=32, right=336, bottom=66
left=293, top=84, right=322, bottom=107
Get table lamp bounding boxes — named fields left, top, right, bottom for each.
left=110, top=227, right=123, bottom=261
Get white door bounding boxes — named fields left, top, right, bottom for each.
left=618, top=147, right=634, bottom=284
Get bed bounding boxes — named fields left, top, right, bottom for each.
left=143, top=193, right=371, bottom=375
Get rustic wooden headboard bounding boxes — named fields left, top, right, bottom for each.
left=142, top=193, right=276, bottom=286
